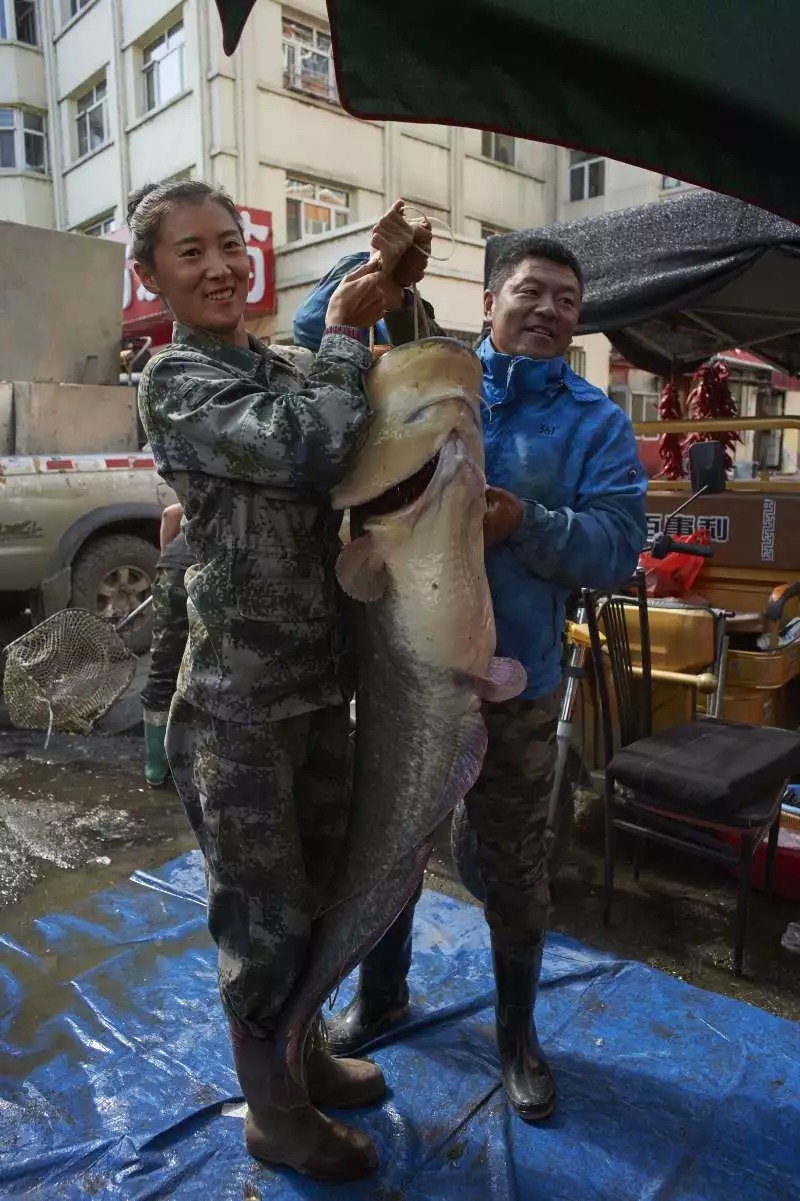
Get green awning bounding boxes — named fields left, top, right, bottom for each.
left=215, top=0, right=800, bottom=222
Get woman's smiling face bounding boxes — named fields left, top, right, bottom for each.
left=135, top=198, right=251, bottom=342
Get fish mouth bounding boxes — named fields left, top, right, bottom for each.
left=353, top=453, right=442, bottom=521
left=352, top=435, right=482, bottom=524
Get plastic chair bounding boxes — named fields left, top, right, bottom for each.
left=584, top=570, right=800, bottom=975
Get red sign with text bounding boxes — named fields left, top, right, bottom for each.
left=107, top=206, right=276, bottom=344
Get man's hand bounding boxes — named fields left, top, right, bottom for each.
left=160, top=502, right=183, bottom=552
left=393, top=217, right=432, bottom=288
left=326, top=257, right=402, bottom=330
left=484, top=487, right=524, bottom=547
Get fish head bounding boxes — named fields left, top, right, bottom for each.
left=337, top=431, right=488, bottom=610
left=331, top=337, right=484, bottom=512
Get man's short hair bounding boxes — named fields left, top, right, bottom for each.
left=487, top=236, right=584, bottom=295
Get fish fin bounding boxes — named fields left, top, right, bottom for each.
left=279, top=844, right=431, bottom=1083
left=335, top=535, right=389, bottom=602
left=470, top=656, right=527, bottom=703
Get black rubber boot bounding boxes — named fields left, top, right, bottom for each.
left=326, top=887, right=419, bottom=1056
left=229, top=1025, right=378, bottom=1181
left=492, top=935, right=556, bottom=1123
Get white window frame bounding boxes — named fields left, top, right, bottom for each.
left=66, top=0, right=93, bottom=19
left=569, top=151, right=605, bottom=201
left=480, top=221, right=510, bottom=240
left=75, top=78, right=108, bottom=159
left=481, top=131, right=515, bottom=167
left=567, top=345, right=587, bottom=378
left=81, top=213, right=115, bottom=237
left=0, top=0, right=39, bottom=44
left=142, top=19, right=185, bottom=113
left=285, top=177, right=350, bottom=243
left=282, top=16, right=338, bottom=104
left=0, top=107, right=47, bottom=173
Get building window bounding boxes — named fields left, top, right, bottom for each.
left=142, top=20, right=185, bottom=112
left=569, top=150, right=605, bottom=201
left=662, top=175, right=683, bottom=190
left=67, top=0, right=92, bottom=17
left=481, top=131, right=515, bottom=166
left=75, top=79, right=107, bottom=158
left=81, top=213, right=115, bottom=236
left=286, top=178, right=350, bottom=243
left=0, top=107, right=47, bottom=172
left=0, top=1, right=39, bottom=43
left=567, top=345, right=587, bottom=378
left=480, top=221, right=509, bottom=240
left=282, top=16, right=338, bottom=103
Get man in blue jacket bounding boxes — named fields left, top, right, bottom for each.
left=293, top=235, right=647, bottom=1123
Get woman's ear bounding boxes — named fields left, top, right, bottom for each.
left=133, top=260, right=162, bottom=298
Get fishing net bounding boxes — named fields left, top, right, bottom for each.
left=2, top=609, right=136, bottom=738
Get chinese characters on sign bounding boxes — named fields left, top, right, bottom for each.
left=646, top=513, right=731, bottom=543
left=761, top=498, right=777, bottom=562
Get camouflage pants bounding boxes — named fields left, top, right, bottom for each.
left=464, top=691, right=559, bottom=946
left=140, top=562, right=189, bottom=721
left=165, top=696, right=351, bottom=1036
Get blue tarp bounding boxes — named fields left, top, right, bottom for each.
left=1, top=852, right=799, bottom=1200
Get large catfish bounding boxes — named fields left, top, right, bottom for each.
left=277, top=338, right=526, bottom=1079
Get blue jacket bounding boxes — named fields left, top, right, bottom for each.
left=293, top=252, right=391, bottom=350
left=293, top=257, right=648, bottom=699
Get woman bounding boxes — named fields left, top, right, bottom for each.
left=133, top=178, right=420, bottom=1182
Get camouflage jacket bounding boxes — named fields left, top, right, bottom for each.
left=138, top=322, right=372, bottom=723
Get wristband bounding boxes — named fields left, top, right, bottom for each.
left=324, top=325, right=369, bottom=343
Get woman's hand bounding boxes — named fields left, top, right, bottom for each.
left=483, top=487, right=524, bottom=547
left=393, top=216, right=432, bottom=288
left=160, top=502, right=183, bottom=552
left=370, top=200, right=415, bottom=276
left=325, top=257, right=402, bottom=330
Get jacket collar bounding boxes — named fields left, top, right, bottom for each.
left=172, top=322, right=267, bottom=377
left=476, top=336, right=599, bottom=405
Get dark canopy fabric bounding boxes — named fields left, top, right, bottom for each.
left=213, top=1, right=800, bottom=224
left=483, top=191, right=800, bottom=378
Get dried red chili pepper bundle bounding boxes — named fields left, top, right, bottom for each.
left=657, top=380, right=685, bottom=479
left=682, top=361, right=740, bottom=472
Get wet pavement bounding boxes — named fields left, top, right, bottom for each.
left=0, top=727, right=798, bottom=1022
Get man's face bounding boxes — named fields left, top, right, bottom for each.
left=484, top=256, right=581, bottom=359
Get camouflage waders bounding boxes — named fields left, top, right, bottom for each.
left=140, top=530, right=192, bottom=723
left=465, top=690, right=559, bottom=945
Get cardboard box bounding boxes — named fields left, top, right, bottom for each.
left=646, top=490, right=799, bottom=572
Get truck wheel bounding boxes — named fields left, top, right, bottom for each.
left=70, top=534, right=158, bottom=654
left=450, top=745, right=586, bottom=904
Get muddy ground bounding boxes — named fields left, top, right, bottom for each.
left=0, top=726, right=797, bottom=1022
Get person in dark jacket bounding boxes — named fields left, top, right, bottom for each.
left=293, top=236, right=647, bottom=1123
left=140, top=503, right=192, bottom=786
left=134, top=179, right=426, bottom=1182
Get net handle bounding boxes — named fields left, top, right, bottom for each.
left=115, top=594, right=153, bottom=632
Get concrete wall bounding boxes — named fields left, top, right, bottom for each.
left=0, top=220, right=124, bottom=384
left=5, top=382, right=138, bottom=454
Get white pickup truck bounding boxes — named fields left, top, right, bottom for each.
left=0, top=450, right=176, bottom=651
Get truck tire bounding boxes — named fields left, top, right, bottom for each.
left=70, top=534, right=158, bottom=654
left=449, top=744, right=585, bottom=904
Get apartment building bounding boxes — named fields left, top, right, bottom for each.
left=0, top=0, right=558, bottom=344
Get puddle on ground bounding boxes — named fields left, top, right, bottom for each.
left=0, top=743, right=195, bottom=941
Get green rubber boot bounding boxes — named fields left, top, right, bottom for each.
left=143, top=712, right=171, bottom=787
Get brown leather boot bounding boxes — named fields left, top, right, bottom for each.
left=305, top=1017, right=386, bottom=1109
left=230, top=1026, right=378, bottom=1181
